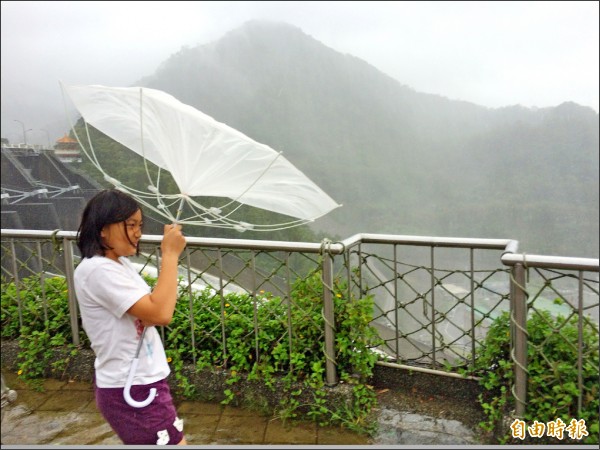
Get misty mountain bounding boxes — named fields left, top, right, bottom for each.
left=133, top=20, right=599, bottom=257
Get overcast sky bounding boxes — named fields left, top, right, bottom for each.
left=1, top=0, right=598, bottom=146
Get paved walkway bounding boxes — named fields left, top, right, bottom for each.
left=1, top=370, right=484, bottom=446
left=1, top=372, right=371, bottom=446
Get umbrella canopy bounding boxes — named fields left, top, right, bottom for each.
left=61, top=83, right=341, bottom=229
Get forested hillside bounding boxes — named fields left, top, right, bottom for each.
left=84, top=20, right=597, bottom=257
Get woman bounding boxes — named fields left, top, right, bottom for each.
left=74, top=189, right=187, bottom=445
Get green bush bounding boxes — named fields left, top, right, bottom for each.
left=163, top=269, right=382, bottom=432
left=1, top=275, right=89, bottom=389
left=1, top=270, right=381, bottom=433
left=470, top=308, right=599, bottom=444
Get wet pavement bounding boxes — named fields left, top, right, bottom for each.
left=1, top=370, right=484, bottom=446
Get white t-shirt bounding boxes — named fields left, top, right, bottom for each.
left=74, top=255, right=170, bottom=388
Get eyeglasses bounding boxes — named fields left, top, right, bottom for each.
left=125, top=221, right=143, bottom=232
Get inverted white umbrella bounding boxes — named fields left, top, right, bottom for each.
left=61, top=83, right=341, bottom=231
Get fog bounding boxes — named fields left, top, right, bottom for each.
left=1, top=1, right=598, bottom=146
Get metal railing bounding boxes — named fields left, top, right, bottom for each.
left=501, top=253, right=599, bottom=417
left=1, top=229, right=598, bottom=418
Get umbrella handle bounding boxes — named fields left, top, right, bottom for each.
left=123, top=357, right=157, bottom=408
left=123, top=327, right=157, bottom=408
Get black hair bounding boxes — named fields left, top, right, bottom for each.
left=77, top=189, right=143, bottom=258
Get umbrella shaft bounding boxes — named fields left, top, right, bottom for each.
left=175, top=197, right=186, bottom=223
left=135, top=327, right=147, bottom=358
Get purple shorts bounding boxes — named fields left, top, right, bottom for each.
left=95, top=378, right=184, bottom=445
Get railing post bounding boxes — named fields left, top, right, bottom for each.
left=322, top=251, right=337, bottom=386
left=430, top=246, right=436, bottom=366
left=217, top=248, right=228, bottom=367
left=511, top=262, right=528, bottom=417
left=185, top=248, right=197, bottom=365
left=63, top=237, right=80, bottom=346
left=394, top=244, right=400, bottom=361
left=577, top=271, right=584, bottom=415
left=9, top=240, right=24, bottom=329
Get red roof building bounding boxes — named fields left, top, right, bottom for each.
left=54, top=134, right=81, bottom=163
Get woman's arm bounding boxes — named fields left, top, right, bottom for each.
left=127, top=224, right=186, bottom=326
